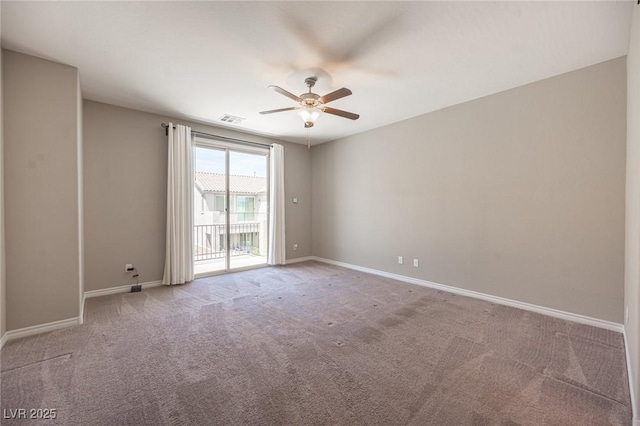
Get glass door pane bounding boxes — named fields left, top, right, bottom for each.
left=229, top=150, right=268, bottom=270
left=194, top=146, right=227, bottom=275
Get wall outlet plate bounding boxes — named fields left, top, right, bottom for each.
left=125, top=263, right=133, bottom=272
left=398, top=256, right=403, bottom=265
left=413, top=259, right=419, bottom=267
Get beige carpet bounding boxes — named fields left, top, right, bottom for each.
left=0, top=261, right=632, bottom=425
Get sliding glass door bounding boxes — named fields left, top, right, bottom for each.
left=228, top=151, right=268, bottom=270
left=193, top=140, right=269, bottom=276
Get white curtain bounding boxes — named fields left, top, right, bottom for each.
left=268, top=144, right=286, bottom=265
left=163, top=123, right=194, bottom=284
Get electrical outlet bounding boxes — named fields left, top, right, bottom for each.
left=125, top=263, right=134, bottom=272
left=398, top=256, right=403, bottom=265
left=293, top=242, right=298, bottom=251
left=413, top=259, right=419, bottom=267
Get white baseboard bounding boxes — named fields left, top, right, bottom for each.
left=79, top=292, right=85, bottom=326
left=624, top=326, right=639, bottom=424
left=0, top=331, right=7, bottom=350
left=1, top=317, right=80, bottom=345
left=311, top=256, right=624, bottom=333
left=285, top=256, right=315, bottom=265
left=83, top=280, right=163, bottom=299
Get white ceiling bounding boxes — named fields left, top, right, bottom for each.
left=1, top=1, right=634, bottom=145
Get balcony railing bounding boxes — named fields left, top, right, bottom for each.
left=194, top=223, right=262, bottom=261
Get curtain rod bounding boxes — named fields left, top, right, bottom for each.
left=161, top=123, right=273, bottom=148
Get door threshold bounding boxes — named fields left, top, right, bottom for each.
left=194, top=263, right=269, bottom=280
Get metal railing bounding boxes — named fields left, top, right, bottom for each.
left=194, top=223, right=261, bottom=261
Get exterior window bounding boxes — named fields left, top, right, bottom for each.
left=214, top=195, right=225, bottom=212
left=237, top=196, right=255, bottom=221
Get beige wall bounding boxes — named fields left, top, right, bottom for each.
left=3, top=50, right=82, bottom=330
left=625, top=4, right=640, bottom=422
left=312, top=57, right=626, bottom=323
left=83, top=101, right=311, bottom=292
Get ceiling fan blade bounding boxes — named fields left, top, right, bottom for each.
left=268, top=85, right=302, bottom=102
left=259, top=107, right=298, bottom=115
left=323, top=107, right=359, bottom=120
left=319, top=88, right=352, bottom=104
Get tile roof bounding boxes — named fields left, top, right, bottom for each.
left=195, top=172, right=266, bottom=194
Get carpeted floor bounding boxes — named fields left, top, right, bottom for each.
left=0, top=261, right=632, bottom=425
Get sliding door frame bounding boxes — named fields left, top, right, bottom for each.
left=194, top=135, right=270, bottom=278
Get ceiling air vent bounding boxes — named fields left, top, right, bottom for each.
left=219, top=114, right=245, bottom=125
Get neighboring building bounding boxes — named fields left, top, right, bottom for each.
left=194, top=172, right=268, bottom=260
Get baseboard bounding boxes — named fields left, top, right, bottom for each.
left=1, top=317, right=80, bottom=345
left=84, top=280, right=163, bottom=299
left=624, top=327, right=639, bottom=424
left=0, top=331, right=7, bottom=350
left=311, top=256, right=624, bottom=333
left=79, top=298, right=85, bottom=325
left=285, top=256, right=315, bottom=265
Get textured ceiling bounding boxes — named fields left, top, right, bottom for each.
left=1, top=1, right=634, bottom=145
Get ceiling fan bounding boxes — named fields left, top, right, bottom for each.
left=260, top=77, right=360, bottom=128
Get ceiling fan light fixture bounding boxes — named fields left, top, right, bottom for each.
left=298, top=107, right=321, bottom=128
left=260, top=76, right=358, bottom=130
